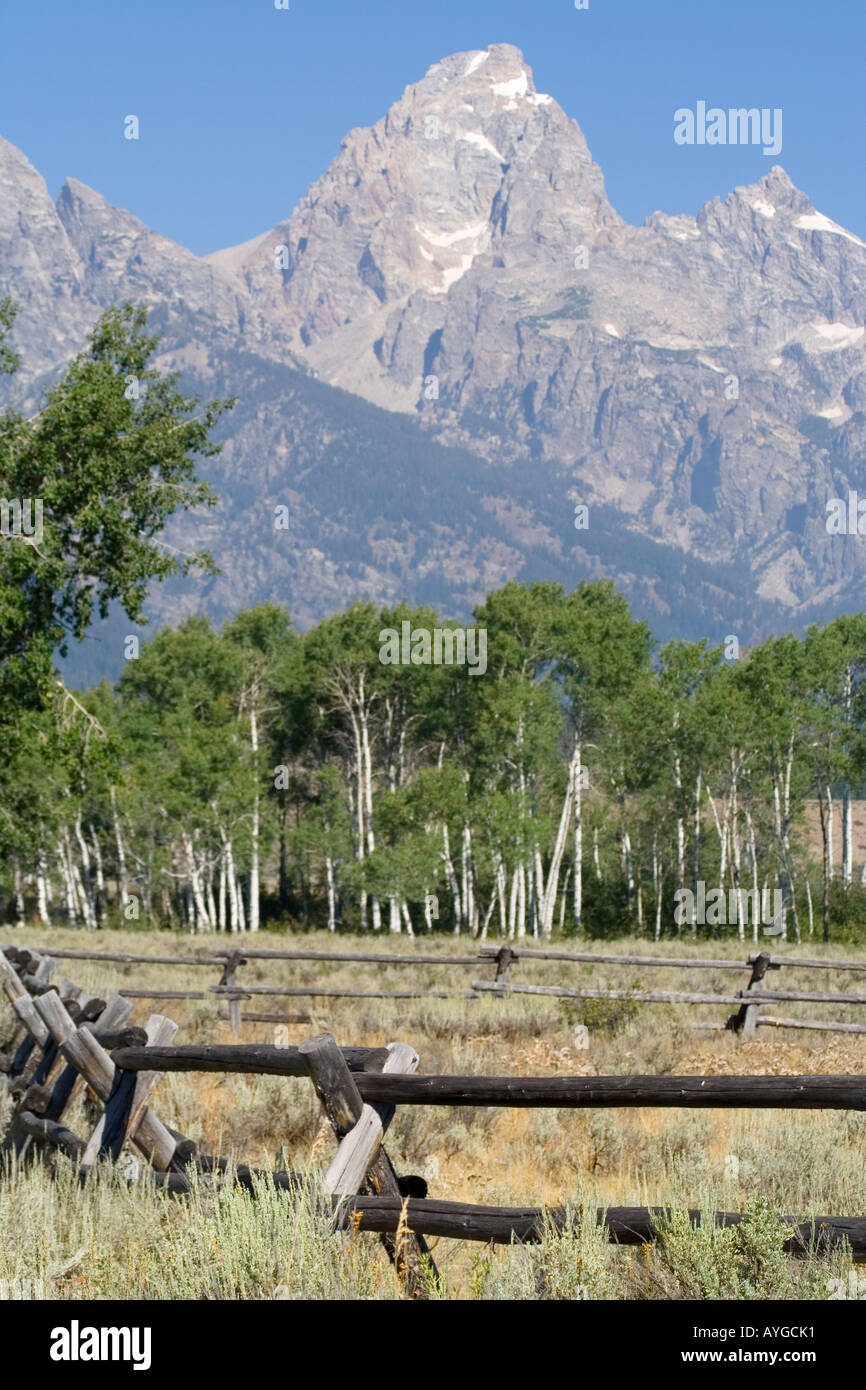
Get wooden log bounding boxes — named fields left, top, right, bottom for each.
left=331, top=1196, right=866, bottom=1258
left=40, top=995, right=136, bottom=1126
left=29, top=1037, right=61, bottom=1086
left=349, top=1072, right=866, bottom=1111
left=740, top=988, right=866, bottom=1006
left=0, top=948, right=28, bottom=1001
left=8, top=1034, right=37, bottom=1078
left=213, top=986, right=475, bottom=999
left=17, top=1083, right=53, bottom=1116
left=21, top=975, right=57, bottom=996
left=108, top=1043, right=388, bottom=1076
left=324, top=1104, right=383, bottom=1194
left=119, top=989, right=210, bottom=1000
left=12, top=994, right=50, bottom=1048
left=763, top=954, right=866, bottom=973
left=212, top=948, right=483, bottom=965
left=82, top=1015, right=179, bottom=1168
left=32, top=953, right=55, bottom=982
left=34, top=991, right=178, bottom=1169
left=299, top=1034, right=435, bottom=1295
left=758, top=1016, right=866, bottom=1035
left=365, top=1041, right=420, bottom=1133
left=218, top=1011, right=312, bottom=1026
left=478, top=946, right=750, bottom=970
left=472, top=981, right=745, bottom=1006
left=92, top=1028, right=149, bottom=1051
left=85, top=995, right=135, bottom=1035
left=24, top=948, right=225, bottom=966
left=16, top=1111, right=86, bottom=1158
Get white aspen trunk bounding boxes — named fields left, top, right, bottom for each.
left=236, top=874, right=247, bottom=932
left=389, top=896, right=401, bottom=933
left=533, top=846, right=544, bottom=935
left=705, top=786, right=728, bottom=928
left=517, top=862, right=527, bottom=938
left=652, top=837, right=661, bottom=941
left=508, top=865, right=519, bottom=939
left=205, top=857, right=218, bottom=932
left=359, top=684, right=381, bottom=932
left=218, top=847, right=227, bottom=932
left=90, top=825, right=106, bottom=922
left=622, top=827, right=634, bottom=915
left=842, top=663, right=853, bottom=887
left=693, top=769, right=702, bottom=897
left=182, top=832, right=210, bottom=931
left=730, top=754, right=744, bottom=942
left=442, top=823, right=462, bottom=932
left=479, top=885, right=497, bottom=941
left=74, top=813, right=97, bottom=929
left=826, top=785, right=835, bottom=881
left=542, top=753, right=572, bottom=935
left=497, top=858, right=508, bottom=938
left=36, top=850, right=51, bottom=926
left=400, top=900, right=414, bottom=937
left=805, top=874, right=814, bottom=938
left=226, top=838, right=239, bottom=933
left=59, top=831, right=78, bottom=925
left=110, top=786, right=129, bottom=909
left=461, top=825, right=472, bottom=936
left=249, top=705, right=260, bottom=932
left=573, top=744, right=583, bottom=931
left=674, top=739, right=685, bottom=893
left=593, top=826, right=601, bottom=881
left=348, top=713, right=367, bottom=932
left=423, top=890, right=435, bottom=932
left=326, top=856, right=337, bottom=931
left=74, top=862, right=96, bottom=930
left=636, top=872, right=643, bottom=930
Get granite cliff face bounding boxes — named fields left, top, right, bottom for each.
left=2, top=44, right=866, bottom=678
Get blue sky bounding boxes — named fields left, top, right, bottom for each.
left=2, top=0, right=863, bottom=256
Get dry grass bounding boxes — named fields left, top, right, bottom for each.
left=2, top=925, right=865, bottom=1300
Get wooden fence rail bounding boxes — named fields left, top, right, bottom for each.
left=5, top=940, right=866, bottom=1036
left=3, top=943, right=866, bottom=1296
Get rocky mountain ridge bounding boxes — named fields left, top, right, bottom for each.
left=2, top=43, right=865, bottom=680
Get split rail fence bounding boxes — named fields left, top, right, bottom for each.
left=9, top=940, right=866, bottom=1038
left=2, top=942, right=866, bottom=1297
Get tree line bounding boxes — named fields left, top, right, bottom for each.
left=5, top=588, right=866, bottom=942
left=3, top=300, right=866, bottom=942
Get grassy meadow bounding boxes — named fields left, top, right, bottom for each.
left=2, top=926, right=866, bottom=1301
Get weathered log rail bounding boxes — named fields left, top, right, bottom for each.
left=4, top=940, right=866, bottom=1037
left=3, top=942, right=866, bottom=1293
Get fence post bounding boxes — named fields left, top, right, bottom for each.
left=82, top=1014, right=179, bottom=1169
left=494, top=946, right=515, bottom=987
left=219, top=951, right=246, bottom=1034
left=728, top=953, right=777, bottom=1036
left=299, top=1033, right=436, bottom=1297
